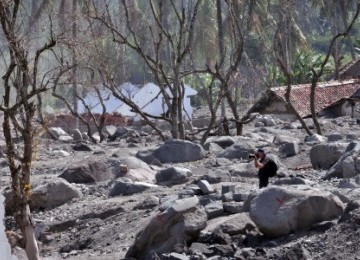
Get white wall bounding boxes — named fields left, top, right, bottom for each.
left=0, top=195, right=17, bottom=260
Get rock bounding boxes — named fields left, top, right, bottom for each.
left=137, top=140, right=205, bottom=163
left=254, top=115, right=277, bottom=127
left=133, top=196, right=160, bottom=210
left=310, top=142, right=348, bottom=170
left=126, top=196, right=207, bottom=259
left=48, top=127, right=69, bottom=140
left=201, top=169, right=231, bottom=184
left=229, top=163, right=256, bottom=178
left=223, top=202, right=244, bottom=214
left=212, top=213, right=256, bottom=236
left=31, top=179, right=82, bottom=209
left=109, top=178, right=158, bottom=196
left=161, top=252, right=190, bottom=260
left=327, top=133, right=343, bottom=142
left=305, top=134, right=326, bottom=145
left=207, top=143, right=224, bottom=154
left=108, top=156, right=156, bottom=182
left=205, top=201, right=224, bottom=219
left=52, top=150, right=70, bottom=157
left=0, top=158, right=8, bottom=168
left=72, top=143, right=93, bottom=152
left=221, top=184, right=235, bottom=194
left=273, top=135, right=300, bottom=145
left=59, top=160, right=114, bottom=183
left=249, top=186, right=344, bottom=237
left=156, top=167, right=191, bottom=186
left=197, top=180, right=214, bottom=194
left=216, top=143, right=256, bottom=160
left=278, top=142, right=299, bottom=157
left=279, top=244, right=311, bottom=260
left=273, top=177, right=306, bottom=186
left=338, top=179, right=359, bottom=189
left=214, top=158, right=232, bottom=167
left=58, top=135, right=73, bottom=142
left=324, top=141, right=360, bottom=180
left=203, top=136, right=235, bottom=150
left=109, top=127, right=127, bottom=140
left=71, top=129, right=83, bottom=142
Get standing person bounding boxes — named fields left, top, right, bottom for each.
left=251, top=149, right=277, bottom=188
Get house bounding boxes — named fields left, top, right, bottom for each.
left=247, top=79, right=360, bottom=121
left=337, top=58, right=360, bottom=80
left=115, top=83, right=198, bottom=121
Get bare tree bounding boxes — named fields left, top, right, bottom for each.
left=0, top=1, right=57, bottom=259
left=309, top=3, right=359, bottom=135
left=87, top=0, right=201, bottom=140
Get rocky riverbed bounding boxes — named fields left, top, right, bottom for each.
left=2, top=114, right=360, bottom=260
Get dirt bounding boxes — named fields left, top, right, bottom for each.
left=2, top=114, right=360, bottom=260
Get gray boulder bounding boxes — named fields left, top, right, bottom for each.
left=249, top=186, right=344, bottom=237
left=217, top=143, right=256, bottom=160
left=126, top=196, right=207, bottom=259
left=327, top=133, right=343, bottom=142
left=71, top=129, right=83, bottom=142
left=156, top=167, right=191, bottom=186
left=201, top=169, right=231, bottom=184
left=279, top=142, right=299, bottom=157
left=31, top=179, right=82, bottom=209
left=109, top=178, right=158, bottom=196
left=203, top=136, right=235, bottom=150
left=273, top=135, right=300, bottom=145
left=59, top=160, right=113, bottom=183
left=305, top=134, right=326, bottom=145
left=197, top=180, right=214, bottom=194
left=273, top=177, right=307, bottom=186
left=201, top=213, right=255, bottom=237
left=310, top=142, right=348, bottom=170
left=47, top=127, right=70, bottom=140
left=137, top=140, right=205, bottom=164
left=108, top=156, right=156, bottom=182
left=324, top=142, right=360, bottom=180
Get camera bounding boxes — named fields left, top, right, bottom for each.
left=248, top=154, right=256, bottom=159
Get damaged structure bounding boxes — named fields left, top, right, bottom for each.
left=247, top=79, right=360, bottom=121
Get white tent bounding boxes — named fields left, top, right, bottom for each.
left=116, top=83, right=197, bottom=121
left=77, top=82, right=139, bottom=114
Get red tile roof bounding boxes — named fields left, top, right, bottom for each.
left=271, top=79, right=360, bottom=117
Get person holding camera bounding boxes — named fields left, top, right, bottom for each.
left=250, top=149, right=277, bottom=188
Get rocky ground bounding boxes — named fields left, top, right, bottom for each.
left=2, top=111, right=360, bottom=260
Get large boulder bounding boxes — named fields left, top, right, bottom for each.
left=324, top=141, right=360, bottom=180
left=108, top=156, right=156, bottom=182
left=59, top=160, right=114, bottom=183
left=201, top=213, right=256, bottom=236
left=30, top=179, right=82, bottom=209
left=217, top=143, right=256, bottom=160
left=310, top=142, right=348, bottom=170
left=47, top=127, right=71, bottom=140
left=136, top=140, right=205, bottom=164
left=203, top=136, right=236, bottom=150
left=249, top=186, right=344, bottom=237
left=4, top=179, right=82, bottom=214
left=155, top=167, right=191, bottom=186
left=109, top=178, right=159, bottom=196
left=126, top=196, right=207, bottom=259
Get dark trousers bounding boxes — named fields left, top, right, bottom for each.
left=258, top=171, right=269, bottom=188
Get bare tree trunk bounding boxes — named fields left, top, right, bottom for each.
left=72, top=0, right=79, bottom=129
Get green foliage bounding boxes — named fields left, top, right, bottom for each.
left=269, top=50, right=335, bottom=86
